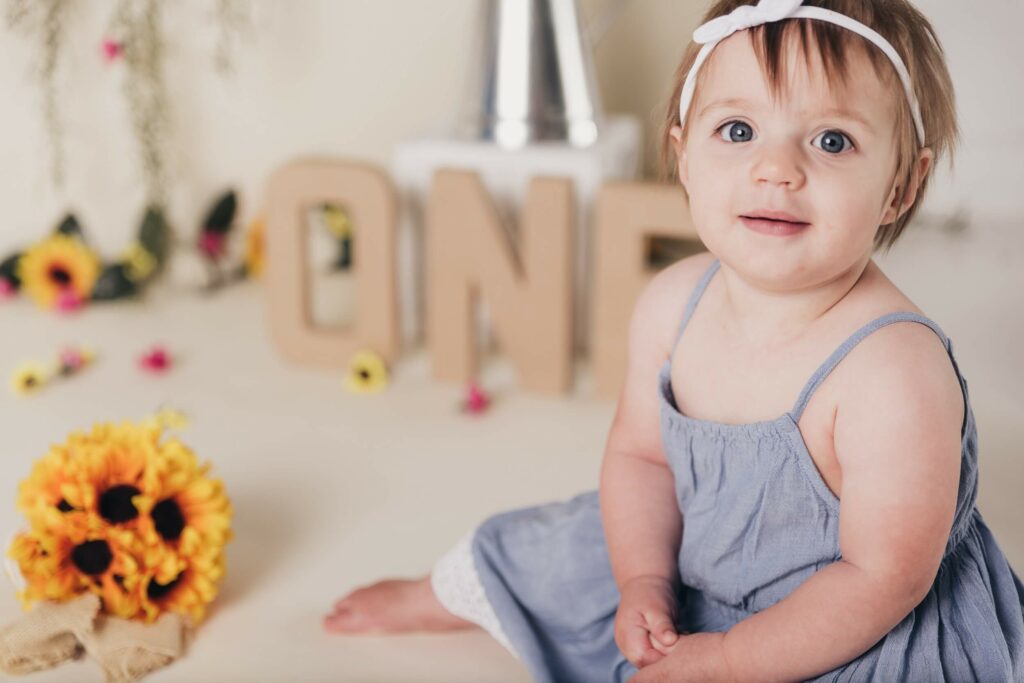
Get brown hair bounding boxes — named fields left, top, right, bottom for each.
left=658, top=0, right=959, bottom=252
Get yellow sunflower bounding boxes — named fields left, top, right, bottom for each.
left=8, top=529, right=84, bottom=605
left=136, top=544, right=226, bottom=625
left=9, top=519, right=142, bottom=616
left=322, top=204, right=351, bottom=239
left=17, top=234, right=101, bottom=310
left=133, top=436, right=233, bottom=555
left=121, top=241, right=157, bottom=282
left=130, top=434, right=231, bottom=624
left=141, top=407, right=190, bottom=432
left=344, top=350, right=389, bottom=393
left=244, top=218, right=265, bottom=278
left=10, top=361, right=49, bottom=396
left=15, top=438, right=84, bottom=527
left=17, top=421, right=158, bottom=532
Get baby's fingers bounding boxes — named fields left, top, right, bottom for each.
left=621, top=623, right=664, bottom=668
left=644, top=612, right=678, bottom=650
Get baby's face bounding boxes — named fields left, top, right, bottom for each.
left=673, top=30, right=904, bottom=286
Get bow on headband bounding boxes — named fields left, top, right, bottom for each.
left=693, top=0, right=804, bottom=44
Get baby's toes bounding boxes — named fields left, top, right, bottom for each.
left=323, top=606, right=364, bottom=633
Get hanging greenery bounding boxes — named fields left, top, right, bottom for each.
left=212, top=0, right=249, bottom=75
left=106, top=0, right=171, bottom=206
left=3, top=1, right=250, bottom=305
left=5, top=0, right=72, bottom=190
left=6, top=0, right=248, bottom=204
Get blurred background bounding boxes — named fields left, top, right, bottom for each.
left=0, top=2, right=1020, bottom=681
left=1, top=0, right=1020, bottom=250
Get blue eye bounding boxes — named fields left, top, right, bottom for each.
left=716, top=121, right=755, bottom=143
left=812, top=129, right=854, bottom=154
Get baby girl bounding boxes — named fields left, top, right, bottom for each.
left=324, top=1, right=1024, bottom=680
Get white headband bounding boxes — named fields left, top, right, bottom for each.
left=678, top=0, right=926, bottom=146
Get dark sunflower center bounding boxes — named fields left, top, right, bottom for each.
left=57, top=498, right=74, bottom=512
left=146, top=572, right=183, bottom=600
left=48, top=265, right=72, bottom=286
left=358, top=369, right=370, bottom=380
left=99, top=485, right=142, bottom=523
left=71, top=540, right=113, bottom=575
left=152, top=498, right=185, bottom=540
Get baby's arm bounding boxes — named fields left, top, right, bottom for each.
left=600, top=255, right=714, bottom=666
left=715, top=323, right=965, bottom=682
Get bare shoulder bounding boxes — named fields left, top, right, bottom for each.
left=833, top=306, right=966, bottom=466
left=630, top=250, right=718, bottom=358
left=609, top=251, right=717, bottom=464
left=832, top=262, right=964, bottom=433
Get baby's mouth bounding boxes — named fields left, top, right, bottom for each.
left=740, top=212, right=809, bottom=225
left=739, top=214, right=811, bottom=235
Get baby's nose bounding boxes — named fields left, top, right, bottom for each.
left=751, top=142, right=806, bottom=189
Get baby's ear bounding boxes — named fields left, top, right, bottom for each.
left=669, top=126, right=689, bottom=185
left=883, top=147, right=934, bottom=223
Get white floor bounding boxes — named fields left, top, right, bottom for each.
left=0, top=226, right=1021, bottom=682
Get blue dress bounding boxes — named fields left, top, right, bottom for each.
left=435, top=258, right=1024, bottom=682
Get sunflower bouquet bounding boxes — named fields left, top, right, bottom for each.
left=6, top=414, right=232, bottom=626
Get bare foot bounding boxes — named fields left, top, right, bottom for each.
left=323, top=576, right=476, bottom=634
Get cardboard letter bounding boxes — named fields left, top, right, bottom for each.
left=426, top=170, right=574, bottom=394
left=591, top=182, right=701, bottom=397
left=265, top=159, right=399, bottom=367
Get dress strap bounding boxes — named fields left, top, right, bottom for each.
left=673, top=258, right=722, bottom=347
left=789, top=311, right=954, bottom=423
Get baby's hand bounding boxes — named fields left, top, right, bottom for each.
left=615, top=575, right=681, bottom=668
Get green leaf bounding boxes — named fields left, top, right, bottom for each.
left=91, top=263, right=138, bottom=301
left=0, top=252, right=23, bottom=288
left=138, top=206, right=171, bottom=265
left=202, top=190, right=237, bottom=234
left=55, top=213, right=86, bottom=242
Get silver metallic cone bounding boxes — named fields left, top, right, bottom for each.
left=462, top=0, right=605, bottom=148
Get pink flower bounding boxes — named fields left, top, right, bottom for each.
left=0, top=279, right=15, bottom=300
left=59, top=348, right=85, bottom=371
left=463, top=381, right=491, bottom=414
left=54, top=288, right=83, bottom=313
left=198, top=232, right=226, bottom=259
left=101, top=39, right=123, bottom=62
left=58, top=347, right=94, bottom=376
left=139, top=346, right=172, bottom=373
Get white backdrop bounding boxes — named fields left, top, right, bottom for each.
left=0, top=0, right=1020, bottom=255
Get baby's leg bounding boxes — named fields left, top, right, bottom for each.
left=323, top=575, right=477, bottom=634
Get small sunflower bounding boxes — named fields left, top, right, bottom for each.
left=244, top=218, right=265, bottom=278
left=141, top=408, right=190, bottom=432
left=10, top=361, right=49, bottom=396
left=17, top=235, right=101, bottom=310
left=344, top=350, right=389, bottom=394
left=322, top=204, right=351, bottom=239
left=121, top=242, right=157, bottom=282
